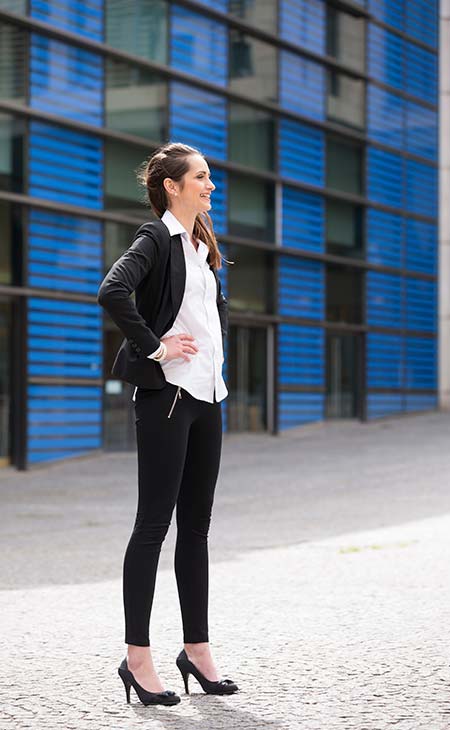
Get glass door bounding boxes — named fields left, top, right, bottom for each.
left=0, top=299, right=11, bottom=466
left=325, top=331, right=362, bottom=418
left=227, top=324, right=267, bottom=431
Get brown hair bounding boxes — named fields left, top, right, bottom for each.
left=137, top=142, right=223, bottom=270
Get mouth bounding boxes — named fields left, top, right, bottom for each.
left=200, top=194, right=211, bottom=200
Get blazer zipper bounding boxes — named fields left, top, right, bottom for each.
left=167, top=385, right=182, bottom=418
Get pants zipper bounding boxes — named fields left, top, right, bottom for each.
left=167, top=385, right=182, bottom=418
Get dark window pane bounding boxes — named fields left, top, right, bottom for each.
left=227, top=324, right=267, bottom=432
left=0, top=114, right=24, bottom=193
left=327, top=71, right=365, bottom=129
left=326, top=200, right=364, bottom=259
left=229, top=103, right=274, bottom=171
left=105, top=58, right=167, bottom=141
left=229, top=31, right=277, bottom=104
left=326, top=332, right=360, bottom=418
left=227, top=243, right=274, bottom=314
left=327, top=6, right=365, bottom=72
left=0, top=23, right=26, bottom=102
left=0, top=200, right=22, bottom=285
left=228, top=173, right=275, bottom=242
left=326, top=136, right=363, bottom=195
left=104, top=141, right=151, bottom=218
left=0, top=0, right=26, bottom=11
left=105, top=0, right=168, bottom=63
left=229, top=0, right=277, bottom=34
left=326, top=264, right=363, bottom=323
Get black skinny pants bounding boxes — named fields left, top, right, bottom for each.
left=123, top=381, right=223, bottom=647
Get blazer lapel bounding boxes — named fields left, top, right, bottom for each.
left=170, top=233, right=186, bottom=318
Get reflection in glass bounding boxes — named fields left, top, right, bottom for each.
left=228, top=173, right=275, bottom=242
left=0, top=114, right=24, bottom=192
left=227, top=244, right=274, bottom=314
left=105, top=0, right=168, bottom=63
left=227, top=324, right=267, bottom=432
left=326, top=136, right=363, bottom=195
left=327, top=6, right=365, bottom=72
left=0, top=23, right=26, bottom=102
left=104, top=141, right=152, bottom=218
left=229, top=0, right=277, bottom=34
left=0, top=298, right=11, bottom=465
left=326, top=264, right=363, bottom=323
left=326, top=332, right=359, bottom=418
left=229, top=31, right=277, bottom=104
left=327, top=71, right=365, bottom=129
left=326, top=200, right=363, bottom=259
left=229, top=103, right=274, bottom=172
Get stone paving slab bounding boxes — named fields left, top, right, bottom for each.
left=2, top=512, right=450, bottom=730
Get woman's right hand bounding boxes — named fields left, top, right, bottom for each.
left=161, top=334, right=199, bottom=362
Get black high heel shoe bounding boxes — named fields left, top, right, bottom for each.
left=175, top=649, right=239, bottom=695
left=118, top=658, right=181, bottom=706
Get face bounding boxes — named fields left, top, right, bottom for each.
left=164, top=154, right=215, bottom=214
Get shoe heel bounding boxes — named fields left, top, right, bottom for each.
left=177, top=664, right=190, bottom=694
left=118, top=670, right=131, bottom=703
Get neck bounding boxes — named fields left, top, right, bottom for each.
left=167, top=206, right=196, bottom=238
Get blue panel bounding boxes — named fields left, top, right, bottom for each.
left=279, top=118, right=324, bottom=187
left=27, top=383, right=102, bottom=465
left=405, top=393, right=437, bottom=412
left=209, top=166, right=227, bottom=235
left=366, top=271, right=402, bottom=327
left=405, top=278, right=436, bottom=332
left=367, top=333, right=403, bottom=388
left=367, top=393, right=404, bottom=419
left=29, top=209, right=102, bottom=296
left=404, top=336, right=436, bottom=389
left=30, top=0, right=103, bottom=41
left=278, top=392, right=324, bottom=430
left=279, top=0, right=325, bottom=55
left=170, top=82, right=227, bottom=160
left=171, top=4, right=227, bottom=86
left=282, top=186, right=324, bottom=254
left=368, top=0, right=403, bottom=31
left=27, top=297, right=102, bottom=379
left=405, top=41, right=437, bottom=104
left=280, top=50, right=325, bottom=121
left=405, top=0, right=438, bottom=48
left=405, top=159, right=437, bottom=218
left=193, top=0, right=227, bottom=9
left=405, top=101, right=437, bottom=161
left=278, top=323, right=324, bottom=387
left=405, top=218, right=437, bottom=275
left=368, top=23, right=403, bottom=91
left=30, top=34, right=103, bottom=126
left=29, top=121, right=103, bottom=209
left=279, top=256, right=324, bottom=319
left=367, top=85, right=404, bottom=150
left=367, top=147, right=403, bottom=209
left=367, top=208, right=403, bottom=268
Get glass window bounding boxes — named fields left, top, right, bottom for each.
left=326, top=200, right=364, bottom=259
left=0, top=23, right=26, bottom=102
left=227, top=244, right=274, bottom=314
left=228, top=173, right=275, bottom=242
left=229, top=31, right=277, bottom=104
left=327, top=6, right=365, bottom=72
left=227, top=324, right=267, bottom=432
left=105, top=58, right=167, bottom=141
left=0, top=297, right=12, bottom=465
left=326, top=264, right=363, bottom=324
left=0, top=0, right=26, bottom=11
left=229, top=103, right=274, bottom=172
left=327, top=71, right=365, bottom=129
left=0, top=114, right=25, bottom=193
left=229, top=0, right=277, bottom=34
left=326, top=136, right=363, bottom=195
left=0, top=200, right=22, bottom=285
left=105, top=0, right=168, bottom=64
left=104, top=220, right=145, bottom=271
left=104, top=141, right=152, bottom=218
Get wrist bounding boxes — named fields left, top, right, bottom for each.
left=153, top=341, right=167, bottom=362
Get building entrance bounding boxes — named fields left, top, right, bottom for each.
left=227, top=324, right=267, bottom=431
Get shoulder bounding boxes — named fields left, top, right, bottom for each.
left=133, top=219, right=171, bottom=246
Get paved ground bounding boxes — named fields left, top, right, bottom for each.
left=1, top=410, right=450, bottom=729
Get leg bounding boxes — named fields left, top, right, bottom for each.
left=124, top=385, right=192, bottom=647
left=174, top=398, right=222, bottom=649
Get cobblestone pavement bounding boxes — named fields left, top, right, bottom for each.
left=1, top=411, right=450, bottom=729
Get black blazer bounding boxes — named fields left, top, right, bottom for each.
left=97, top=219, right=228, bottom=389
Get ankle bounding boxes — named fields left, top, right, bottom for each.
left=184, top=642, right=211, bottom=657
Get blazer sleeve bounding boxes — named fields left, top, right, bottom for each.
left=216, top=273, right=229, bottom=340
left=97, top=232, right=161, bottom=356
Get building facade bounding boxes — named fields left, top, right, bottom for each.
left=0, top=0, right=439, bottom=469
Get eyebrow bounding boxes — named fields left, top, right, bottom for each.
left=195, top=170, right=210, bottom=174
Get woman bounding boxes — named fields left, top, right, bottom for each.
left=97, top=142, right=238, bottom=706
